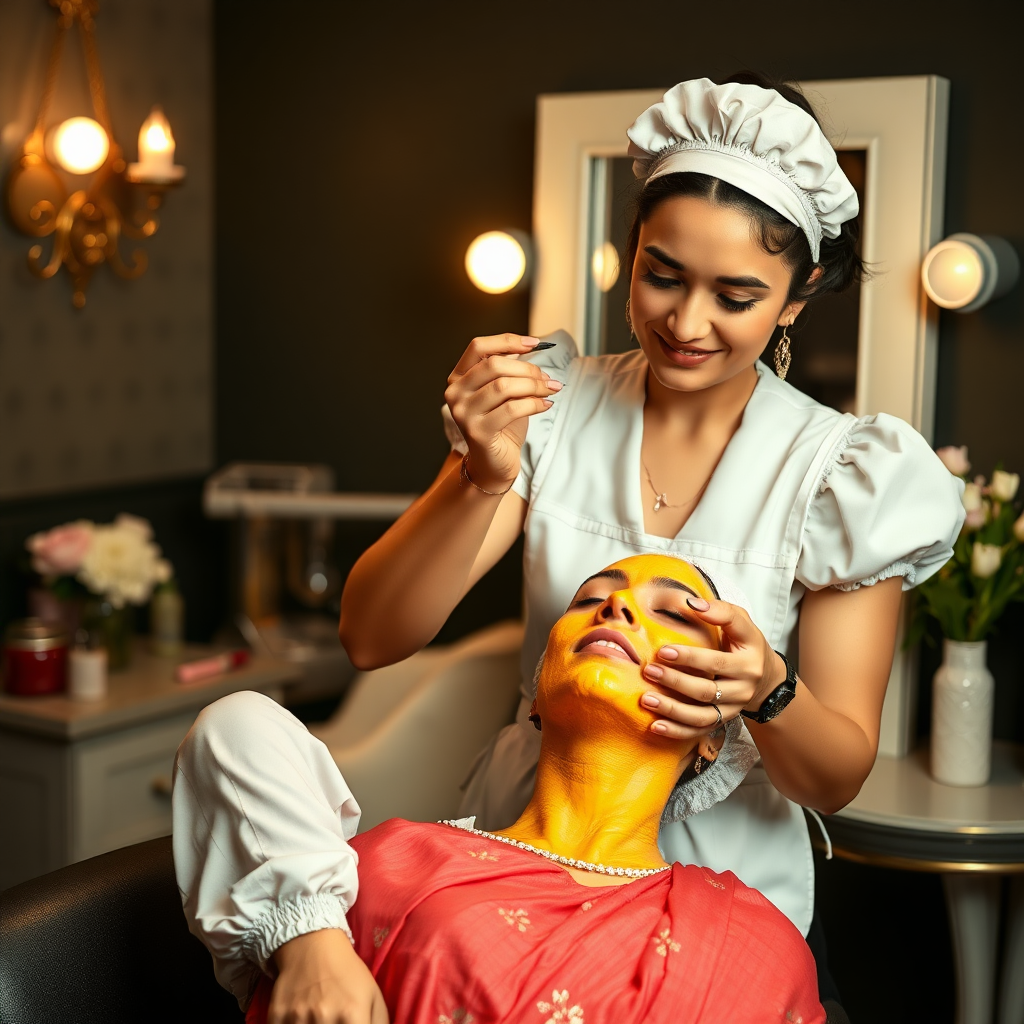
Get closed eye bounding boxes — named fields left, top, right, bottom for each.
left=642, top=270, right=757, bottom=311
left=573, top=596, right=604, bottom=608
left=656, top=608, right=693, bottom=624
left=640, top=270, right=677, bottom=290
left=719, top=295, right=757, bottom=312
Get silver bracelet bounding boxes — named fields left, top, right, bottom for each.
left=459, top=454, right=513, bottom=496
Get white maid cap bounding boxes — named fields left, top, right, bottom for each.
left=626, top=78, right=859, bottom=262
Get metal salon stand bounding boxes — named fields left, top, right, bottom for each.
left=203, top=463, right=416, bottom=705
left=824, top=743, right=1024, bottom=1024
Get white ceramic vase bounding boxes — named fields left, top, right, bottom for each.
left=930, top=639, right=995, bottom=787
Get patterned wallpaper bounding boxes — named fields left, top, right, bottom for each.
left=0, top=0, right=212, bottom=500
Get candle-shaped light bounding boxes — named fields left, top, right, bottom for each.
left=127, top=106, right=186, bottom=183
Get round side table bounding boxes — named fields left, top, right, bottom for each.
left=823, top=742, right=1024, bottom=1024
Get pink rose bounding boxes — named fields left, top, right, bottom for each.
left=26, top=521, right=94, bottom=576
left=964, top=507, right=988, bottom=531
left=936, top=446, right=970, bottom=476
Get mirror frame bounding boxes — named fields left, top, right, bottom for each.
left=529, top=76, right=950, bottom=758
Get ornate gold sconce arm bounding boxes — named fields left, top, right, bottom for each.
left=3, top=0, right=184, bottom=308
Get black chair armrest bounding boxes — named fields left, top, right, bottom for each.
left=0, top=835, right=243, bottom=1024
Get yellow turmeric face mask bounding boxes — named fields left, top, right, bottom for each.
left=537, top=554, right=721, bottom=739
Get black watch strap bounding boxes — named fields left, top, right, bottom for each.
left=740, top=651, right=798, bottom=724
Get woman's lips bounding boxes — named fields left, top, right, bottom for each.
left=657, top=333, right=718, bottom=367
left=573, top=628, right=640, bottom=664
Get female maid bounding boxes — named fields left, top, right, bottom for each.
left=338, top=73, right=964, bottom=967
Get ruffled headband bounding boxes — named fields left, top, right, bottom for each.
left=626, top=79, right=859, bottom=262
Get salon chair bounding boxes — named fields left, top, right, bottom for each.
left=310, top=620, right=525, bottom=831
left=0, top=835, right=242, bottom=1024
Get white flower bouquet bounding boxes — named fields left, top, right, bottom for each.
left=909, top=447, right=1024, bottom=643
left=26, top=514, right=173, bottom=609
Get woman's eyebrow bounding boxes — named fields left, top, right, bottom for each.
left=717, top=274, right=770, bottom=289
left=642, top=246, right=770, bottom=290
left=579, top=568, right=628, bottom=589
left=649, top=576, right=701, bottom=599
left=643, top=245, right=684, bottom=271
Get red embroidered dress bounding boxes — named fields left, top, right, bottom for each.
left=247, top=820, right=823, bottom=1024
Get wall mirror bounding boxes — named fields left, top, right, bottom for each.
left=529, top=77, right=949, bottom=757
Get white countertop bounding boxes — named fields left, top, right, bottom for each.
left=0, top=642, right=301, bottom=740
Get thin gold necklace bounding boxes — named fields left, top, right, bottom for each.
left=641, top=457, right=712, bottom=513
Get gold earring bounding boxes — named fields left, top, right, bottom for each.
left=625, top=298, right=634, bottom=335
left=774, top=323, right=792, bottom=381
left=693, top=754, right=705, bottom=775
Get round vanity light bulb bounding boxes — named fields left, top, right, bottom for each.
left=591, top=241, right=620, bottom=293
left=921, top=239, right=984, bottom=309
left=921, top=233, right=1020, bottom=313
left=465, top=231, right=529, bottom=294
left=51, top=116, right=109, bottom=175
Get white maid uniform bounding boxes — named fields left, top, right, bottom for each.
left=451, top=331, right=964, bottom=936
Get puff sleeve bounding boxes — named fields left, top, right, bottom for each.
left=796, top=413, right=965, bottom=592
left=173, top=692, right=361, bottom=1009
left=439, top=331, right=578, bottom=500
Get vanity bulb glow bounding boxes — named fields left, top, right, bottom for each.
left=465, top=231, right=527, bottom=294
left=921, top=233, right=1019, bottom=313
left=52, top=116, right=109, bottom=175
left=922, top=241, right=983, bottom=309
left=591, top=241, right=620, bottom=293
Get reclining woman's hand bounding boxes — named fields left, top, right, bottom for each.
left=444, top=333, right=563, bottom=493
left=270, top=929, right=389, bottom=1024
left=639, top=596, right=786, bottom=739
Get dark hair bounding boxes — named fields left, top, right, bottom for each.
left=624, top=71, right=866, bottom=305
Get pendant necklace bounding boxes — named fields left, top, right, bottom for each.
left=642, top=457, right=712, bottom=514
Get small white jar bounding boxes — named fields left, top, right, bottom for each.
left=68, top=644, right=108, bottom=701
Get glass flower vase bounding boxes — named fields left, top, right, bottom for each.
left=83, top=599, right=135, bottom=672
left=930, top=639, right=994, bottom=787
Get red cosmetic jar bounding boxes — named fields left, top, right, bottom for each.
left=2, top=618, right=69, bottom=696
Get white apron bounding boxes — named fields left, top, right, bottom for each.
left=456, top=333, right=963, bottom=936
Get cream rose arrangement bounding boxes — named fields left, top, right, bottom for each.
left=26, top=514, right=173, bottom=608
left=909, top=448, right=1024, bottom=643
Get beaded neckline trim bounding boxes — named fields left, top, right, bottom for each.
left=439, top=820, right=671, bottom=878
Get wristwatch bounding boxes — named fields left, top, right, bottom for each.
left=740, top=651, right=798, bottom=724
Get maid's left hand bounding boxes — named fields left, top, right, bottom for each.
left=639, top=596, right=787, bottom=739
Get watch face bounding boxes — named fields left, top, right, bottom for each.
left=760, top=684, right=796, bottom=723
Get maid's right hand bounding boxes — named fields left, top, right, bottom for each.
left=444, top=333, right=563, bottom=494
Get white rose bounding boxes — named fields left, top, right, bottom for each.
left=991, top=471, right=1020, bottom=502
left=1014, top=512, right=1024, bottom=542
left=971, top=543, right=1002, bottom=579
left=77, top=517, right=172, bottom=607
left=936, top=446, right=970, bottom=476
left=962, top=482, right=984, bottom=512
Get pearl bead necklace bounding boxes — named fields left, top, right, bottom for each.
left=440, top=820, right=671, bottom=879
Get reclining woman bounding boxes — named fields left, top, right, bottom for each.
left=174, top=554, right=824, bottom=1024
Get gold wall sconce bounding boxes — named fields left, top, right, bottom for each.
left=4, top=0, right=186, bottom=309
